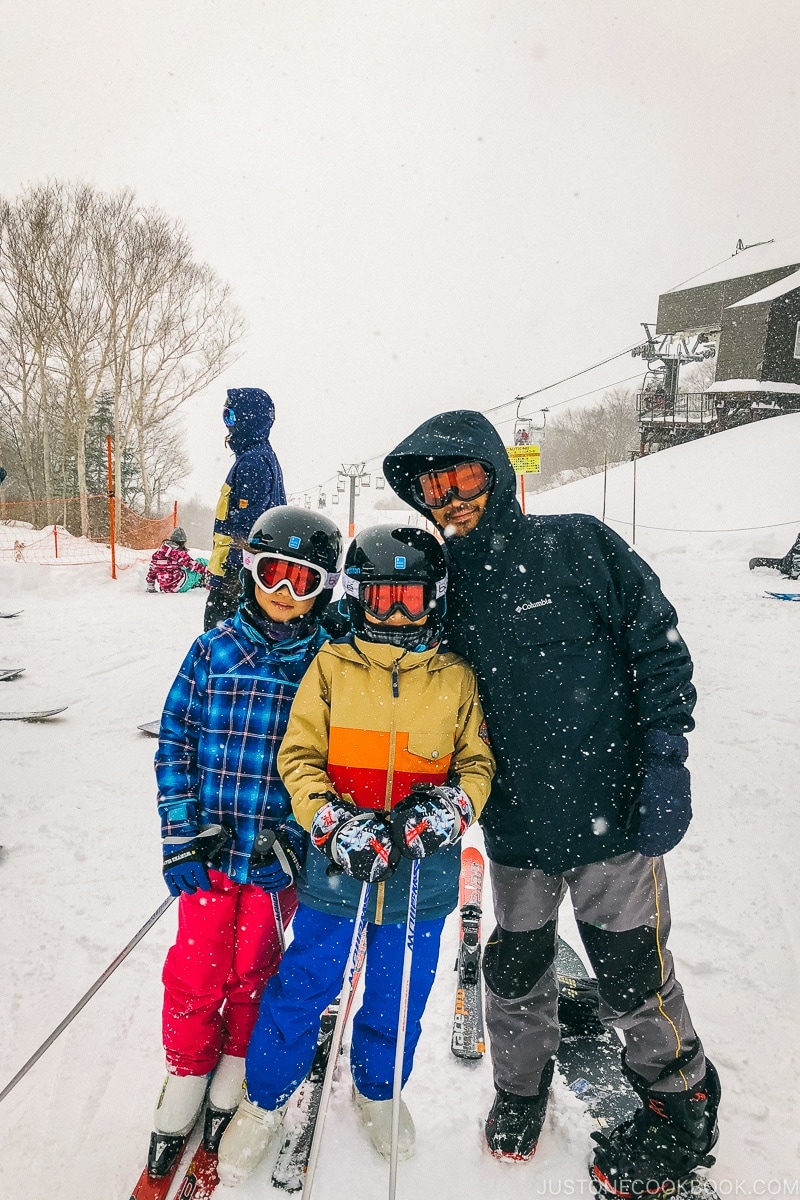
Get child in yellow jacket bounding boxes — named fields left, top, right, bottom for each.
left=217, top=525, right=494, bottom=1185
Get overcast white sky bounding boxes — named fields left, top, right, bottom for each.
left=2, top=0, right=799, bottom=508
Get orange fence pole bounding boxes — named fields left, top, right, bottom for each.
left=519, top=473, right=526, bottom=515
left=172, top=500, right=178, bottom=529
left=106, top=435, right=116, bottom=580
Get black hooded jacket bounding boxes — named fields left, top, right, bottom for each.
left=384, top=410, right=696, bottom=873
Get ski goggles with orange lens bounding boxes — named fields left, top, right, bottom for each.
left=242, top=552, right=336, bottom=601
left=360, top=581, right=432, bottom=622
left=412, top=460, right=493, bottom=509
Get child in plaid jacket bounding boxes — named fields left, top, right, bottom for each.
left=143, top=507, right=342, bottom=1182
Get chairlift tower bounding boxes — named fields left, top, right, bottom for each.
left=339, top=462, right=369, bottom=538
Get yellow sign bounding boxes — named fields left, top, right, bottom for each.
left=506, top=445, right=541, bottom=474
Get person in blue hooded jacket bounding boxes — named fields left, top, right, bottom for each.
left=204, top=388, right=287, bottom=631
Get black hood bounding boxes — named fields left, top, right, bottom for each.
left=383, top=410, right=519, bottom=545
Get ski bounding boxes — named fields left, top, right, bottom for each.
left=0, top=706, right=67, bottom=721
left=138, top=721, right=161, bottom=737
left=271, top=933, right=367, bottom=1192
left=765, top=590, right=800, bottom=601
left=451, top=845, right=486, bottom=1060
left=0, top=666, right=24, bottom=681
left=167, top=1105, right=237, bottom=1199
left=270, top=1005, right=339, bottom=1192
left=170, top=1143, right=220, bottom=1199
left=0, top=610, right=22, bottom=618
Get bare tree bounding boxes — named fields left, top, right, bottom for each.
left=527, top=387, right=639, bottom=491
left=0, top=181, right=245, bottom=534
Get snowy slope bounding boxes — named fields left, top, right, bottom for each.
left=1, top=415, right=799, bottom=1198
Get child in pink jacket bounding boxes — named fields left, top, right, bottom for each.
left=146, top=528, right=209, bottom=593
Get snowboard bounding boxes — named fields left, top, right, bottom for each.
left=0, top=707, right=67, bottom=721
left=555, top=940, right=718, bottom=1198
left=765, top=590, right=800, bottom=601
left=138, top=721, right=161, bottom=737
left=0, top=609, right=22, bottom=618
left=556, top=938, right=636, bottom=1128
left=0, top=666, right=24, bottom=681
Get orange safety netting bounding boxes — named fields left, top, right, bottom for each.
left=118, top=503, right=175, bottom=551
left=0, top=494, right=177, bottom=568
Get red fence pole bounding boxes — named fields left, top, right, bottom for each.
left=106, top=435, right=116, bottom=580
left=53, top=526, right=59, bottom=559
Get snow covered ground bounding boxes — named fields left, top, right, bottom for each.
left=1, top=414, right=799, bottom=1199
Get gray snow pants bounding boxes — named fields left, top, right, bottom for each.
left=484, top=851, right=705, bottom=1098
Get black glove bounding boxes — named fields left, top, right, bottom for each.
left=389, top=783, right=473, bottom=859
left=632, top=730, right=692, bottom=858
left=248, top=822, right=305, bottom=891
left=310, top=796, right=399, bottom=882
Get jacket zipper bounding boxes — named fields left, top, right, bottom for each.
left=376, top=657, right=401, bottom=924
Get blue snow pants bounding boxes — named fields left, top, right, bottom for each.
left=244, top=903, right=446, bottom=1109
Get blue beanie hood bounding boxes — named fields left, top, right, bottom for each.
left=225, top=388, right=276, bottom=453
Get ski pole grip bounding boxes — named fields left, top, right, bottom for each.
left=198, top=823, right=232, bottom=866
left=249, top=827, right=278, bottom=869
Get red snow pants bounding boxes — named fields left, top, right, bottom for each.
left=162, top=869, right=297, bottom=1075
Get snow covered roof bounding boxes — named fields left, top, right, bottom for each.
left=707, top=379, right=800, bottom=395
left=666, top=235, right=800, bottom=293
left=727, top=268, right=800, bottom=308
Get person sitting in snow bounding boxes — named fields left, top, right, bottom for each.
left=144, top=506, right=343, bottom=1184
left=145, top=528, right=209, bottom=593
left=749, top=530, right=800, bottom=580
left=216, top=524, right=495, bottom=1187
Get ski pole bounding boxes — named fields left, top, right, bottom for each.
left=0, top=895, right=175, bottom=1106
left=302, top=881, right=371, bottom=1200
left=0, top=824, right=231, bottom=1107
left=250, top=827, right=289, bottom=955
left=271, top=893, right=287, bottom=955
left=388, top=859, right=420, bottom=1200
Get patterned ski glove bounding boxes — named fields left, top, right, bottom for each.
left=632, top=730, right=692, bottom=858
left=249, top=821, right=306, bottom=891
left=162, top=825, right=230, bottom=896
left=389, top=783, right=474, bottom=859
left=310, top=795, right=400, bottom=882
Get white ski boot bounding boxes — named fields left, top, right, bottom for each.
left=204, top=1054, right=246, bottom=1152
left=216, top=1095, right=286, bottom=1187
left=153, top=1070, right=209, bottom=1136
left=148, top=1070, right=209, bottom=1177
left=353, top=1086, right=416, bottom=1160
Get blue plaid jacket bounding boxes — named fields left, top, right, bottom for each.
left=155, top=611, right=327, bottom=883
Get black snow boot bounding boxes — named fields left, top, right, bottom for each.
left=591, top=1059, right=721, bottom=1198
left=485, top=1060, right=555, bottom=1160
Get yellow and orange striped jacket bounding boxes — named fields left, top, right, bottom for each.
left=278, top=635, right=495, bottom=922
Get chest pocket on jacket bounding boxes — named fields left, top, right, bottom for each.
left=511, top=591, right=598, bottom=653
left=405, top=728, right=455, bottom=764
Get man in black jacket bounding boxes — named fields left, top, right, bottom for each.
left=384, top=410, right=720, bottom=1198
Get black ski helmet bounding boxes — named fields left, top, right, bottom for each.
left=341, top=524, right=448, bottom=634
left=244, top=506, right=343, bottom=615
